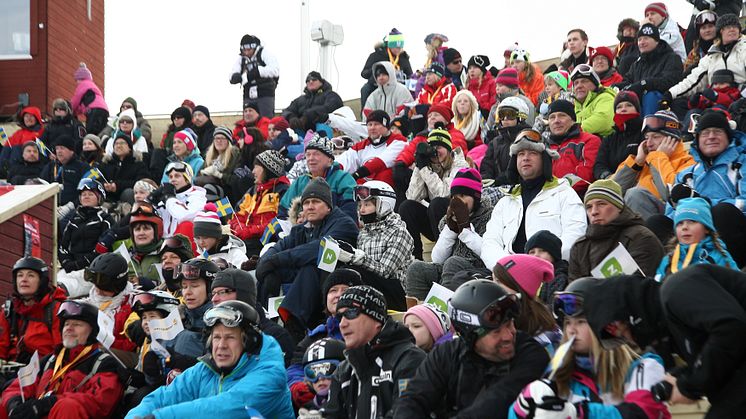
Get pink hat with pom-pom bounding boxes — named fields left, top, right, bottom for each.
left=193, top=203, right=223, bottom=239
left=74, top=63, right=93, bottom=81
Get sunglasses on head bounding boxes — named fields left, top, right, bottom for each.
left=334, top=307, right=362, bottom=322
left=304, top=360, right=340, bottom=382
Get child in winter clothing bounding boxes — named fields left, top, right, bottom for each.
left=151, top=161, right=207, bottom=237
left=192, top=203, right=248, bottom=269
left=0, top=106, right=44, bottom=176
left=403, top=303, right=453, bottom=353
left=687, top=69, right=740, bottom=112
left=70, top=62, right=109, bottom=135
left=524, top=230, right=570, bottom=306
left=290, top=338, right=346, bottom=414
left=655, top=197, right=738, bottom=281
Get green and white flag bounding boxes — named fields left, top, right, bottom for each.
left=317, top=236, right=340, bottom=273
left=424, top=283, right=454, bottom=313
left=591, top=242, right=643, bottom=278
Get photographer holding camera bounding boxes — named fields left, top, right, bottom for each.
left=399, top=124, right=469, bottom=259
left=582, top=265, right=746, bottom=417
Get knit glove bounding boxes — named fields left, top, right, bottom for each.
left=513, top=379, right=575, bottom=419
left=161, top=183, right=176, bottom=200
left=450, top=197, right=470, bottom=232
left=688, top=93, right=702, bottom=109
left=702, top=88, right=718, bottom=103
left=415, top=142, right=433, bottom=169
left=9, top=396, right=57, bottom=419
left=142, top=350, right=165, bottom=385
left=445, top=205, right=459, bottom=233
left=392, top=161, right=410, bottom=191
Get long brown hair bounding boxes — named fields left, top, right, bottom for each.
left=492, top=264, right=556, bottom=336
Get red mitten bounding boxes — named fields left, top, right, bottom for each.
left=290, top=381, right=316, bottom=408
left=95, top=242, right=109, bottom=254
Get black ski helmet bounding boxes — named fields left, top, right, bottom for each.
left=174, top=257, right=219, bottom=288
left=84, top=253, right=129, bottom=295
left=57, top=300, right=100, bottom=345
left=449, top=279, right=520, bottom=347
left=12, top=256, right=50, bottom=297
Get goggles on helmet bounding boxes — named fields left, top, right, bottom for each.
left=132, top=292, right=179, bottom=312
left=498, top=108, right=519, bottom=121
left=353, top=185, right=397, bottom=202
left=83, top=268, right=126, bottom=285
left=304, top=360, right=340, bottom=382
left=513, top=129, right=543, bottom=145
left=552, top=292, right=584, bottom=319
left=570, top=63, right=594, bottom=80
left=58, top=300, right=87, bottom=317
left=131, top=201, right=157, bottom=216
left=642, top=115, right=681, bottom=132
left=174, top=262, right=214, bottom=281
left=204, top=305, right=244, bottom=328
left=449, top=293, right=521, bottom=330
left=165, top=161, right=188, bottom=174
left=695, top=11, right=717, bottom=27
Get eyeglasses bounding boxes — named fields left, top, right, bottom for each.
left=498, top=109, right=519, bottom=121
left=174, top=263, right=202, bottom=280
left=552, top=292, right=584, bottom=319
left=334, top=307, right=362, bottom=322
left=211, top=288, right=236, bottom=298
left=58, top=301, right=87, bottom=317
left=204, top=305, right=244, bottom=328
left=353, top=185, right=397, bottom=202
left=642, top=115, right=680, bottom=132
left=695, top=11, right=717, bottom=26
left=304, top=360, right=340, bottom=382
left=513, top=129, right=543, bottom=144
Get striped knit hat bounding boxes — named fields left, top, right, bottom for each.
left=193, top=203, right=223, bottom=239
left=255, top=150, right=286, bottom=179
left=584, top=179, right=624, bottom=210
left=451, top=168, right=482, bottom=201
left=387, top=28, right=404, bottom=48
left=306, top=134, right=335, bottom=159
left=174, top=128, right=198, bottom=152
left=495, top=68, right=519, bottom=88
left=645, top=2, right=668, bottom=19
left=427, top=126, right=452, bottom=152
left=213, top=126, right=233, bottom=143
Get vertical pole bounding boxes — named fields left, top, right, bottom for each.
left=300, top=0, right=311, bottom=85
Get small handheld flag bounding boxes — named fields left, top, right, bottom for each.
left=260, top=217, right=282, bottom=245
left=215, top=197, right=234, bottom=219
left=35, top=138, right=52, bottom=158
left=0, top=127, right=8, bottom=145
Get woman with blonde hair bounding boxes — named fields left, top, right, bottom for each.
left=451, top=90, right=485, bottom=151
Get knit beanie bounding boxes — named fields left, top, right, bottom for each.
left=443, top=48, right=461, bottom=65
left=255, top=149, right=286, bottom=178
left=243, top=101, right=261, bottom=114
left=174, top=128, right=198, bottom=152
left=495, top=68, right=519, bottom=88
left=84, top=133, right=102, bottom=150
left=545, top=71, right=570, bottom=91
left=158, top=233, right=194, bottom=261
left=134, top=179, right=158, bottom=195
left=387, top=28, right=404, bottom=48
left=695, top=108, right=734, bottom=140
left=322, top=268, right=364, bottom=301
left=240, top=34, right=261, bottom=50
left=114, top=131, right=134, bottom=150
left=301, top=177, right=333, bottom=209
left=711, top=69, right=735, bottom=86
left=497, top=254, right=555, bottom=299
left=589, top=46, right=614, bottom=66
left=306, top=135, right=335, bottom=159
left=547, top=99, right=577, bottom=121
left=584, top=179, right=625, bottom=210
left=643, top=109, right=681, bottom=139
left=428, top=102, right=454, bottom=122
left=674, top=197, right=716, bottom=232
left=171, top=106, right=192, bottom=122
left=510, top=48, right=530, bottom=64
left=212, top=268, right=257, bottom=307
left=193, top=203, right=223, bottom=239
left=404, top=303, right=451, bottom=343
left=306, top=71, right=323, bottom=83
left=638, top=23, right=661, bottom=42
left=269, top=116, right=290, bottom=132
left=467, top=55, right=490, bottom=73
left=524, top=230, right=563, bottom=263
left=614, top=91, right=641, bottom=113
left=336, top=285, right=387, bottom=324
left=426, top=62, right=445, bottom=78
left=55, top=135, right=76, bottom=151
left=716, top=13, right=742, bottom=35
left=366, top=110, right=390, bottom=128
left=193, top=105, right=210, bottom=120
left=213, top=126, right=234, bottom=143
left=450, top=168, right=482, bottom=201
left=74, top=62, right=93, bottom=81
left=427, top=126, right=452, bottom=152
left=645, top=2, right=668, bottom=19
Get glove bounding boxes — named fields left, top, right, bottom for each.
left=688, top=93, right=702, bottom=109
left=352, top=166, right=371, bottom=180
left=9, top=396, right=57, bottom=419
left=95, top=242, right=109, bottom=254
left=694, top=0, right=714, bottom=10
left=61, top=259, right=78, bottom=273
left=513, top=379, right=575, bottom=419
left=445, top=204, right=458, bottom=233
left=230, top=72, right=242, bottom=84
left=298, top=408, right=323, bottom=419
left=290, top=381, right=316, bottom=406
left=148, top=188, right=164, bottom=206
left=241, top=255, right=260, bottom=271
left=166, top=352, right=197, bottom=371
left=255, top=254, right=281, bottom=280
left=702, top=88, right=718, bottom=102
left=6, top=396, right=23, bottom=414
left=338, top=247, right=365, bottom=264
left=415, top=142, right=433, bottom=169
left=142, top=350, right=165, bottom=384
left=392, top=161, right=410, bottom=191
left=337, top=240, right=356, bottom=263
left=449, top=196, right=470, bottom=233
left=126, top=319, right=146, bottom=347
left=160, top=183, right=176, bottom=200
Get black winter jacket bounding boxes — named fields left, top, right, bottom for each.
left=40, top=157, right=89, bottom=206
left=480, top=122, right=530, bottom=185
left=192, top=120, right=216, bottom=156
left=99, top=152, right=149, bottom=202
left=40, top=115, right=86, bottom=152
left=282, top=81, right=343, bottom=131
left=7, top=159, right=45, bottom=185
left=619, top=41, right=683, bottom=93
left=59, top=206, right=114, bottom=271
left=593, top=116, right=642, bottom=180
left=394, top=332, right=549, bottom=419
left=322, top=320, right=425, bottom=419
left=361, top=47, right=413, bottom=83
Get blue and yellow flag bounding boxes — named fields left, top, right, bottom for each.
left=215, top=197, right=234, bottom=219
left=35, top=138, right=50, bottom=157
left=260, top=217, right=282, bottom=245
left=0, top=127, right=7, bottom=145
left=83, top=167, right=102, bottom=180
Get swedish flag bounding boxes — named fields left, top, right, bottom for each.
left=83, top=168, right=102, bottom=180
left=215, top=197, right=234, bottom=219
left=35, top=138, right=50, bottom=157
left=260, top=217, right=282, bottom=245
left=0, top=127, right=7, bottom=145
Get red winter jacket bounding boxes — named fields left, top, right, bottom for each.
left=346, top=132, right=407, bottom=186
left=231, top=176, right=290, bottom=240
left=689, top=85, right=741, bottom=110
left=395, top=125, right=468, bottom=167
left=111, top=302, right=136, bottom=352
left=7, top=107, right=44, bottom=147
left=233, top=117, right=270, bottom=141
left=417, top=77, right=457, bottom=108
left=468, top=73, right=497, bottom=113
left=549, top=124, right=601, bottom=195
left=0, top=344, right=124, bottom=419
left=600, top=71, right=624, bottom=87
left=0, top=287, right=66, bottom=362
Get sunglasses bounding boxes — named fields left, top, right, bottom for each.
left=479, top=294, right=521, bottom=328
left=204, top=305, right=244, bottom=328
left=353, top=185, right=397, bottom=202
left=304, top=360, right=340, bottom=382
left=334, top=307, right=362, bottom=322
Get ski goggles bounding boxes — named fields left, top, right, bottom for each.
left=131, top=201, right=157, bottom=216
left=165, top=161, right=189, bottom=174
left=513, top=129, right=543, bottom=144
left=331, top=136, right=352, bottom=150
left=642, top=115, right=681, bottom=132
left=161, top=237, right=190, bottom=253
left=449, top=293, right=521, bottom=329
left=58, top=300, right=89, bottom=317
left=174, top=263, right=204, bottom=280
left=552, top=292, right=584, bottom=319
left=570, top=63, right=594, bottom=81
left=132, top=292, right=179, bottom=312
left=695, top=10, right=717, bottom=27
left=204, top=305, right=244, bottom=328
left=353, top=185, right=397, bottom=202
left=334, top=307, right=362, bottom=322
left=304, top=360, right=340, bottom=382
left=498, top=108, right=520, bottom=121
left=83, top=268, right=126, bottom=285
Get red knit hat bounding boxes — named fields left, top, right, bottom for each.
left=174, top=128, right=197, bottom=152
left=495, top=68, right=519, bottom=88
left=497, top=254, right=554, bottom=299
left=269, top=116, right=290, bottom=132
left=589, top=46, right=615, bottom=66
left=428, top=103, right=454, bottom=121
left=645, top=2, right=668, bottom=19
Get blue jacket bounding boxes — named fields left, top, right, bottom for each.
left=667, top=131, right=746, bottom=217
left=126, top=335, right=294, bottom=419
left=278, top=161, right=357, bottom=221
left=264, top=207, right=359, bottom=269
left=160, top=149, right=205, bottom=184
left=655, top=235, right=738, bottom=281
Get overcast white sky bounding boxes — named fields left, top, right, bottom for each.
left=104, top=0, right=695, bottom=116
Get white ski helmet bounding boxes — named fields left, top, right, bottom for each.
left=497, top=96, right=529, bottom=122
left=354, top=180, right=397, bottom=219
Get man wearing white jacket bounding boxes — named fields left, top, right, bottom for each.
left=481, top=129, right=587, bottom=271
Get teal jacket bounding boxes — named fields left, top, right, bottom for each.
left=655, top=235, right=738, bottom=282
left=126, top=335, right=294, bottom=419
left=278, top=161, right=357, bottom=221
left=160, top=149, right=205, bottom=184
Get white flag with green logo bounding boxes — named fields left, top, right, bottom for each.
left=591, top=242, right=643, bottom=278
left=424, top=283, right=454, bottom=314
left=317, top=236, right=340, bottom=272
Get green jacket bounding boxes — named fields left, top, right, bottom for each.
left=575, top=86, right=616, bottom=137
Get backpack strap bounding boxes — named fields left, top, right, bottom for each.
left=72, top=353, right=110, bottom=392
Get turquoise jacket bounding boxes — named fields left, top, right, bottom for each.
left=655, top=235, right=738, bottom=281
left=278, top=161, right=357, bottom=221
left=126, top=335, right=294, bottom=419
left=160, top=149, right=205, bottom=184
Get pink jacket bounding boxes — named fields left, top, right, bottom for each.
left=71, top=79, right=108, bottom=116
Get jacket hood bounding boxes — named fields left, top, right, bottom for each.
left=20, top=106, right=43, bottom=126
left=305, top=80, right=334, bottom=95
left=118, top=108, right=139, bottom=131
left=583, top=276, right=667, bottom=348
left=368, top=320, right=416, bottom=352
left=372, top=61, right=398, bottom=88
left=585, top=206, right=644, bottom=239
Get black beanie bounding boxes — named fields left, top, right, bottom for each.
left=322, top=268, right=364, bottom=300
left=115, top=131, right=134, bottom=150
left=171, top=106, right=192, bottom=122
left=547, top=100, right=576, bottom=121
left=524, top=230, right=563, bottom=263
left=55, top=135, right=76, bottom=151
left=695, top=109, right=733, bottom=140
left=193, top=105, right=211, bottom=120
left=301, top=178, right=333, bottom=209
left=367, top=110, right=390, bottom=127
left=212, top=268, right=257, bottom=308
left=638, top=23, right=661, bottom=42
left=336, top=285, right=387, bottom=324
left=443, top=48, right=461, bottom=65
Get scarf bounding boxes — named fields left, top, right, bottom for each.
left=85, top=282, right=134, bottom=314
left=454, top=110, right=481, bottom=143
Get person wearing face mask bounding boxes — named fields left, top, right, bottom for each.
left=335, top=181, right=412, bottom=311
left=594, top=92, right=644, bottom=180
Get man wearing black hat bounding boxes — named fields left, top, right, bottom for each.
left=669, top=108, right=746, bottom=267
left=321, top=285, right=425, bottom=419
left=229, top=34, right=279, bottom=118
left=444, top=48, right=468, bottom=90
left=282, top=71, right=343, bottom=132
left=40, top=135, right=89, bottom=206
left=233, top=101, right=271, bottom=140
left=256, top=178, right=359, bottom=342
left=336, top=109, right=407, bottom=185
left=191, top=105, right=216, bottom=155
left=615, top=22, right=683, bottom=116
left=363, top=62, right=414, bottom=118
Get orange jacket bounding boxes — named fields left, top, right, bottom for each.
left=518, top=64, right=546, bottom=106
left=614, top=142, right=695, bottom=200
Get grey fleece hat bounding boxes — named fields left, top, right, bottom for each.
left=301, top=177, right=333, bottom=209
left=211, top=268, right=257, bottom=308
